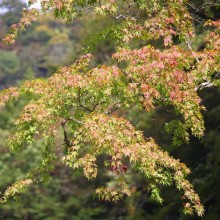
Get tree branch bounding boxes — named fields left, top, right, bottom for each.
left=106, top=102, right=121, bottom=115
left=77, top=88, right=93, bottom=112
left=111, top=14, right=127, bottom=20
left=61, top=120, right=71, bottom=147
left=195, top=81, right=214, bottom=91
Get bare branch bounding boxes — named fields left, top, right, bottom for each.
left=106, top=102, right=121, bottom=115
left=61, top=120, right=71, bottom=147
left=111, top=14, right=127, bottom=20
left=195, top=81, right=214, bottom=91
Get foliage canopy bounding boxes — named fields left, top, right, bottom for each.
left=1, top=0, right=220, bottom=217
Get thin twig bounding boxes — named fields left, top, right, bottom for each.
left=111, top=14, right=127, bottom=20
left=77, top=88, right=93, bottom=112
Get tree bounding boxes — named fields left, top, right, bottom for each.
left=0, top=0, right=220, bottom=216
left=0, top=50, right=20, bottom=76
left=0, top=0, right=25, bottom=26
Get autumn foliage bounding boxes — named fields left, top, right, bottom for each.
left=1, top=0, right=220, bottom=216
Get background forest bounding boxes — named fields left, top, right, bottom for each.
left=0, top=0, right=220, bottom=219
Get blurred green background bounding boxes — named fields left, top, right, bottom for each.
left=0, top=0, right=220, bottom=219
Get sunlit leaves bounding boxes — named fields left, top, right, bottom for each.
left=61, top=113, right=204, bottom=215
left=1, top=179, right=33, bottom=203
left=96, top=179, right=131, bottom=202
